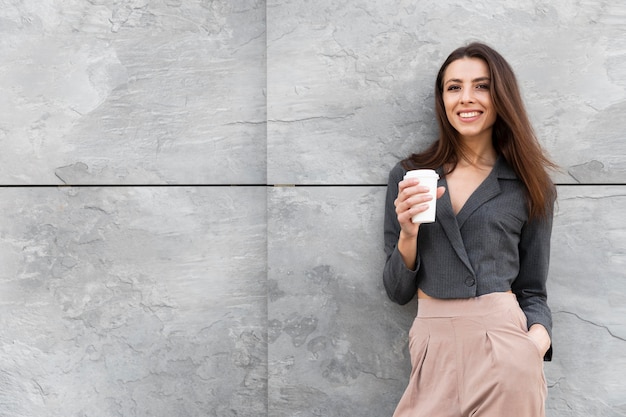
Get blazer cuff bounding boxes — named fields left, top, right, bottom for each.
left=383, top=246, right=419, bottom=305
left=543, top=345, right=553, bottom=362
left=526, top=316, right=553, bottom=362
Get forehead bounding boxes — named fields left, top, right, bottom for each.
left=443, top=57, right=490, bottom=81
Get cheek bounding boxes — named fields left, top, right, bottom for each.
left=442, top=97, right=456, bottom=117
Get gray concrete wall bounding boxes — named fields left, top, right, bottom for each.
left=1, top=1, right=624, bottom=416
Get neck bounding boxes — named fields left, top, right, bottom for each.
left=458, top=139, right=497, bottom=168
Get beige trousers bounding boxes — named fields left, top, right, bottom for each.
left=392, top=292, right=547, bottom=417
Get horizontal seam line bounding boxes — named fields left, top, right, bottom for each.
left=0, top=183, right=624, bottom=188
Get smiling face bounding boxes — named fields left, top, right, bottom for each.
left=442, top=57, right=497, bottom=143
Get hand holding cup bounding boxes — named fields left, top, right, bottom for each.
left=395, top=170, right=445, bottom=236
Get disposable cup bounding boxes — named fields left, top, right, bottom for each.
left=404, top=169, right=439, bottom=223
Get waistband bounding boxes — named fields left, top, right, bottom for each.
left=417, top=292, right=518, bottom=318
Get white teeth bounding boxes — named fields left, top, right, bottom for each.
left=459, top=111, right=480, bottom=118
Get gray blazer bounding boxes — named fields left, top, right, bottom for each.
left=383, top=156, right=554, bottom=359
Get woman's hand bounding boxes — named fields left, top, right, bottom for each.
left=527, top=324, right=551, bottom=357
left=394, top=178, right=445, bottom=270
left=394, top=178, right=446, bottom=238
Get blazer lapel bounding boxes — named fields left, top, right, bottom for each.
left=455, top=156, right=514, bottom=229
left=456, top=170, right=500, bottom=229
left=437, top=174, right=475, bottom=273
left=434, top=157, right=517, bottom=273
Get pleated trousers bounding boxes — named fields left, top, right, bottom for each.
left=392, top=292, right=547, bottom=417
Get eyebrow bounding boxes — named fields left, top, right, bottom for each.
left=444, top=76, right=491, bottom=85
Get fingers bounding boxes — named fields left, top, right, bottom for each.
left=395, top=179, right=436, bottom=226
left=397, top=179, right=430, bottom=202
left=397, top=179, right=433, bottom=206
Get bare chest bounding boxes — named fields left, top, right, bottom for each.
left=446, top=167, right=493, bottom=215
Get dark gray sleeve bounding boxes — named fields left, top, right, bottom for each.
left=382, top=164, right=419, bottom=305
left=512, top=197, right=555, bottom=360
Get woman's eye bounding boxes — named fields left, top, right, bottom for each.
left=447, top=85, right=460, bottom=91
left=477, top=84, right=490, bottom=90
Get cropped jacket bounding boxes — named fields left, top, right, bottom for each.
left=383, top=156, right=554, bottom=360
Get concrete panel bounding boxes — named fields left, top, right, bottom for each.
left=268, top=186, right=412, bottom=417
left=547, top=185, right=626, bottom=416
left=267, top=0, right=626, bottom=185
left=268, top=185, right=626, bottom=417
left=0, top=1, right=266, bottom=185
left=0, top=187, right=266, bottom=417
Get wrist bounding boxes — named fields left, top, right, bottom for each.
left=399, top=228, right=418, bottom=242
left=528, top=324, right=551, bottom=354
left=397, top=230, right=418, bottom=270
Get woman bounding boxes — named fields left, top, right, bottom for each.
left=383, top=42, right=557, bottom=417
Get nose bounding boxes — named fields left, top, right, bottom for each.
left=460, top=87, right=475, bottom=103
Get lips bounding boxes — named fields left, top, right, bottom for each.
left=459, top=111, right=482, bottom=119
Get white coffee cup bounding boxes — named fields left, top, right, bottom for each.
left=403, top=169, right=440, bottom=223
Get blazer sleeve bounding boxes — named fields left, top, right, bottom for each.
left=382, top=164, right=420, bottom=305
left=512, top=196, right=555, bottom=360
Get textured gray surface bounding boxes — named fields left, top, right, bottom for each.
left=547, top=186, right=626, bottom=416
left=268, top=186, right=411, bottom=417
left=268, top=186, right=626, bottom=417
left=0, top=187, right=266, bottom=416
left=0, top=1, right=266, bottom=185
left=1, top=0, right=625, bottom=416
left=267, top=0, right=626, bottom=185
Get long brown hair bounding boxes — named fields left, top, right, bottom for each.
left=403, top=42, right=557, bottom=220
